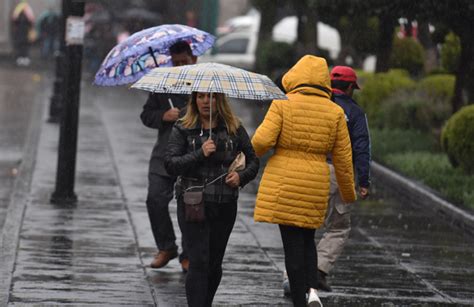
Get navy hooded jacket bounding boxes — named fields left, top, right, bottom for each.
left=330, top=91, right=371, bottom=188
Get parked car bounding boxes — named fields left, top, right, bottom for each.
left=199, top=11, right=340, bottom=70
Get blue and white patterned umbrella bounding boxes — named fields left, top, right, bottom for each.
left=94, top=24, right=215, bottom=86
left=132, top=62, right=288, bottom=101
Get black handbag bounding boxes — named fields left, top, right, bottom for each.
left=183, top=189, right=205, bottom=223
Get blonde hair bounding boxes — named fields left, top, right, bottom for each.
left=181, top=92, right=241, bottom=135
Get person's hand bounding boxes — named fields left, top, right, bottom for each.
left=359, top=187, right=369, bottom=200
left=162, top=108, right=180, bottom=122
left=202, top=139, right=216, bottom=157
left=225, top=171, right=240, bottom=188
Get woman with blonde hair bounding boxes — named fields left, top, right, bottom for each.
left=252, top=55, right=356, bottom=307
left=165, top=91, right=259, bottom=306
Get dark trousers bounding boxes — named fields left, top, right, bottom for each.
left=146, top=173, right=188, bottom=261
left=183, top=201, right=237, bottom=307
left=279, top=224, right=318, bottom=307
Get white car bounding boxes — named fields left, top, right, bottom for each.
left=199, top=11, right=340, bottom=71
left=199, top=31, right=258, bottom=70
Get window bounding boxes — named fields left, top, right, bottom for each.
left=217, top=38, right=249, bottom=54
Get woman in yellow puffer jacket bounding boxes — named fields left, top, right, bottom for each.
left=252, top=55, right=356, bottom=307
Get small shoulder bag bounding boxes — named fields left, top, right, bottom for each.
left=183, top=186, right=206, bottom=223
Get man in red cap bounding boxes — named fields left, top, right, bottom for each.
left=316, top=66, right=371, bottom=291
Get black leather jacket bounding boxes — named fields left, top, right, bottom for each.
left=164, top=119, right=259, bottom=203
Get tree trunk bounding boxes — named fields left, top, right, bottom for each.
left=294, top=1, right=317, bottom=59
left=375, top=14, right=396, bottom=72
left=418, top=22, right=438, bottom=73
left=254, top=0, right=277, bottom=72
left=256, top=0, right=277, bottom=42
left=451, top=32, right=473, bottom=113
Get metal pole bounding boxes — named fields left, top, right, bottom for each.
left=48, top=0, right=67, bottom=123
left=51, top=0, right=85, bottom=204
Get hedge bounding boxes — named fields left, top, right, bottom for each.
left=355, top=70, right=415, bottom=128
left=390, top=37, right=425, bottom=76
left=441, top=105, right=474, bottom=174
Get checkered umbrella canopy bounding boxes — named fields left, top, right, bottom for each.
left=131, top=62, right=287, bottom=101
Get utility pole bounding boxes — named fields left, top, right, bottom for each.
left=51, top=0, right=86, bottom=204
left=47, top=0, right=67, bottom=123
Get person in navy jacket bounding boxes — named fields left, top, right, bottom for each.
left=316, top=66, right=371, bottom=291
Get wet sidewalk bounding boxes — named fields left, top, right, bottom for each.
left=1, top=77, right=474, bottom=306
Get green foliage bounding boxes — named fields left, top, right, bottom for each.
left=440, top=32, right=461, bottom=73
left=355, top=69, right=415, bottom=128
left=416, top=74, right=455, bottom=100
left=389, top=37, right=425, bottom=76
left=441, top=116, right=458, bottom=167
left=380, top=90, right=452, bottom=135
left=372, top=128, right=474, bottom=208
left=256, top=40, right=295, bottom=77
left=384, top=152, right=474, bottom=208
left=370, top=128, right=439, bottom=161
left=441, top=105, right=474, bottom=174
left=378, top=92, right=426, bottom=131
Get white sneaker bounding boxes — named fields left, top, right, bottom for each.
left=307, top=288, right=322, bottom=307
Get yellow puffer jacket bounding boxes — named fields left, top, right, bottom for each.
left=252, top=55, right=356, bottom=229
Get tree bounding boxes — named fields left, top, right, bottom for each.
left=404, top=0, right=474, bottom=112
left=314, top=0, right=379, bottom=67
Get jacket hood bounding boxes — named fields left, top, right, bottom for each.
left=282, top=55, right=332, bottom=99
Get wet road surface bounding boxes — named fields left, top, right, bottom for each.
left=2, top=68, right=473, bottom=306
left=0, top=66, right=47, bottom=230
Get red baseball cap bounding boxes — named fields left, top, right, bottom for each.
left=330, top=66, right=360, bottom=89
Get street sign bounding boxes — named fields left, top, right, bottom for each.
left=65, top=16, right=85, bottom=45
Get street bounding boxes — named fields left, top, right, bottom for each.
left=0, top=64, right=49, bottom=230
left=1, top=64, right=473, bottom=306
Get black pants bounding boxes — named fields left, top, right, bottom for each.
left=146, top=173, right=188, bottom=261
left=182, top=201, right=237, bottom=307
left=279, top=224, right=318, bottom=307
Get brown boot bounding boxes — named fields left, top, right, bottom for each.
left=150, top=250, right=178, bottom=269
left=180, top=258, right=189, bottom=273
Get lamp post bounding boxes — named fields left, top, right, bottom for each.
left=51, top=0, right=85, bottom=204
left=47, top=0, right=67, bottom=124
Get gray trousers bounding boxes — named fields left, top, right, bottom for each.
left=146, top=173, right=188, bottom=261
left=317, top=164, right=353, bottom=274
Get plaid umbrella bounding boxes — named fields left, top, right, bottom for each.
left=131, top=62, right=287, bottom=101
left=94, top=24, right=215, bottom=86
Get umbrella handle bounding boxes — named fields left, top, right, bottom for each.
left=209, top=91, right=213, bottom=139
left=148, top=47, right=159, bottom=67
left=209, top=80, right=215, bottom=140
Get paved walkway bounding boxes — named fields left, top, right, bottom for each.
left=1, top=71, right=473, bottom=306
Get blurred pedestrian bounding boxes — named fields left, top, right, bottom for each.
left=11, top=1, right=35, bottom=66
left=164, top=91, right=259, bottom=307
left=140, top=41, right=197, bottom=273
left=37, top=8, right=60, bottom=59
left=252, top=55, right=356, bottom=307
left=315, top=66, right=371, bottom=291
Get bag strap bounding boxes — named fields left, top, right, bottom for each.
left=183, top=172, right=228, bottom=192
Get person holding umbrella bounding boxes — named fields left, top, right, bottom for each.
left=251, top=55, right=356, bottom=307
left=140, top=41, right=197, bottom=272
left=11, top=1, right=35, bottom=66
left=132, top=60, right=285, bottom=304
left=164, top=91, right=259, bottom=306
left=93, top=25, right=216, bottom=272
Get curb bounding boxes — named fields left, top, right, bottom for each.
left=371, top=161, right=474, bottom=236
left=0, top=91, right=45, bottom=306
